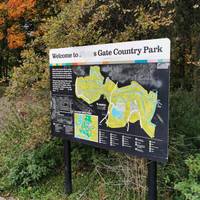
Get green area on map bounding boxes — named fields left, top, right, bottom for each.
left=74, top=113, right=98, bottom=142
left=75, top=66, right=158, bottom=138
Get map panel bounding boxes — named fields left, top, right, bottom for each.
left=74, top=113, right=98, bottom=142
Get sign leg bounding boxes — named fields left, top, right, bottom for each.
left=64, top=140, right=72, bottom=194
left=147, top=161, right=157, bottom=200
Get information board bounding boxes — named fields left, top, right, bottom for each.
left=50, top=38, right=170, bottom=162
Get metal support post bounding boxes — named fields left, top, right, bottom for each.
left=147, top=161, right=157, bottom=200
left=64, top=140, right=72, bottom=194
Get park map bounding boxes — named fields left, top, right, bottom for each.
left=75, top=66, right=158, bottom=139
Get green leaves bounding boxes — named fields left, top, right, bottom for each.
left=8, top=140, right=63, bottom=187
left=175, top=154, right=200, bottom=200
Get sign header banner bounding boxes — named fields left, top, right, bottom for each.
left=50, top=38, right=170, bottom=65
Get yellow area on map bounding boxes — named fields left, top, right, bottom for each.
left=75, top=66, right=158, bottom=138
left=74, top=113, right=98, bottom=142
left=75, top=66, right=104, bottom=104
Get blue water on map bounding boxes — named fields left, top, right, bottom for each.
left=77, top=115, right=83, bottom=125
left=112, top=107, right=123, bottom=119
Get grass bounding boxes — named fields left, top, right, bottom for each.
left=0, top=104, right=147, bottom=200
left=10, top=160, right=140, bottom=200
left=0, top=120, right=147, bottom=200
left=0, top=81, right=9, bottom=98
left=0, top=112, right=29, bottom=193
left=0, top=87, right=6, bottom=98
left=1, top=90, right=199, bottom=200
left=0, top=142, right=147, bottom=200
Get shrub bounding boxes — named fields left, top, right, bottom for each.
left=170, top=90, right=200, bottom=147
left=158, top=90, right=200, bottom=199
left=8, top=139, right=63, bottom=187
left=174, top=154, right=200, bottom=200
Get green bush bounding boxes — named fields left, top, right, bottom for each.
left=174, top=154, right=200, bottom=200
left=170, top=90, right=200, bottom=147
left=8, top=139, right=63, bottom=187
left=158, top=90, right=200, bottom=199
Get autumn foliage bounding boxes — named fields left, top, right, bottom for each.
left=0, top=31, right=3, bottom=40
left=7, top=25, right=26, bottom=49
left=7, top=0, right=36, bottom=19
left=0, top=3, right=6, bottom=38
left=0, top=2, right=6, bottom=10
left=0, top=17, right=4, bottom=25
left=0, top=0, right=36, bottom=48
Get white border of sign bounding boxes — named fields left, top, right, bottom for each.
left=49, top=38, right=170, bottom=66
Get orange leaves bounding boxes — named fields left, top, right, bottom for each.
left=7, top=0, right=36, bottom=19
left=0, top=3, right=5, bottom=41
left=0, top=31, right=4, bottom=40
left=0, top=1, right=36, bottom=49
left=0, top=3, right=6, bottom=10
left=7, top=25, right=25, bottom=49
left=0, top=0, right=36, bottom=19
left=0, top=18, right=4, bottom=25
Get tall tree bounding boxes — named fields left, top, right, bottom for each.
left=172, top=0, right=200, bottom=89
left=0, top=0, right=35, bottom=81
left=0, top=0, right=65, bottom=81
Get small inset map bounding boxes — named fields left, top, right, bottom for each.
left=74, top=113, right=98, bottom=142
